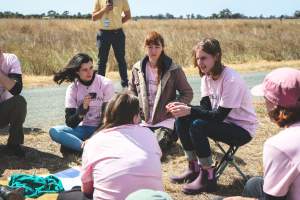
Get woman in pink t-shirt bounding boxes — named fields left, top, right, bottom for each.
left=167, top=38, right=257, bottom=195
left=49, top=53, right=114, bottom=154
left=79, top=92, right=163, bottom=200
left=215, top=68, right=300, bottom=200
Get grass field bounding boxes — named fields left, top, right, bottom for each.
left=0, top=100, right=280, bottom=199
left=1, top=19, right=300, bottom=75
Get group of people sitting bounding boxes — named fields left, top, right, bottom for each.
left=1, top=32, right=299, bottom=200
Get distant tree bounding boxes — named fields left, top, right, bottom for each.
left=295, top=10, right=300, bottom=18
left=231, top=13, right=246, bottom=19
left=47, top=10, right=57, bottom=17
left=219, top=8, right=232, bottom=18
left=62, top=11, right=69, bottom=18
left=269, top=15, right=276, bottom=19
left=157, top=14, right=164, bottom=19
left=165, top=13, right=174, bottom=19
left=196, top=14, right=204, bottom=19
left=1, top=8, right=300, bottom=20
left=211, top=13, right=219, bottom=19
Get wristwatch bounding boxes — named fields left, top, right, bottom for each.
left=78, top=114, right=85, bottom=119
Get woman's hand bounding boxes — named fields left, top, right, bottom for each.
left=83, top=95, right=92, bottom=110
left=103, top=2, right=113, bottom=12
left=166, top=102, right=191, bottom=118
left=81, top=139, right=89, bottom=149
left=166, top=102, right=186, bottom=110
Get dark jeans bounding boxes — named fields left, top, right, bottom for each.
left=96, top=28, right=128, bottom=87
left=214, top=177, right=264, bottom=200
left=0, top=95, right=27, bottom=145
left=243, top=177, right=264, bottom=198
left=57, top=187, right=92, bottom=200
left=149, top=126, right=177, bottom=153
left=175, top=115, right=252, bottom=158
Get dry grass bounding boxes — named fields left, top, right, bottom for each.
left=0, top=100, right=280, bottom=199
left=1, top=19, right=300, bottom=76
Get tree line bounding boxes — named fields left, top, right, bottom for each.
left=1, top=9, right=300, bottom=19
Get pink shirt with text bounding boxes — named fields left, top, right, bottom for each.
left=65, top=74, right=114, bottom=127
left=201, top=67, right=258, bottom=136
left=144, top=62, right=175, bottom=129
left=0, top=53, right=22, bottom=103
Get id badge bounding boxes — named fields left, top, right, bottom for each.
left=103, top=18, right=110, bottom=28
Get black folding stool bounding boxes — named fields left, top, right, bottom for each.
left=214, top=141, right=249, bottom=182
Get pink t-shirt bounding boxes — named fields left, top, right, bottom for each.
left=0, top=53, right=22, bottom=103
left=263, top=121, right=300, bottom=199
left=81, top=124, right=163, bottom=200
left=201, top=67, right=258, bottom=136
left=146, top=62, right=158, bottom=122
left=144, top=62, right=175, bottom=129
left=65, top=74, right=114, bottom=127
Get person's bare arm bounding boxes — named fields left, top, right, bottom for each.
left=122, top=10, right=131, bottom=23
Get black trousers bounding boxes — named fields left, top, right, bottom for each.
left=57, top=187, right=91, bottom=200
left=175, top=116, right=252, bottom=158
left=96, top=28, right=128, bottom=87
left=214, top=177, right=265, bottom=200
left=0, top=95, right=27, bottom=145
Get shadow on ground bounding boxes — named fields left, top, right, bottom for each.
left=0, top=127, right=43, bottom=135
left=0, top=145, right=81, bottom=178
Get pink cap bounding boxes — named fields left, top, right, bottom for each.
left=251, top=68, right=300, bottom=108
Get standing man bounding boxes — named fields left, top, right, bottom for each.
left=0, top=46, right=27, bottom=157
left=92, top=0, right=131, bottom=88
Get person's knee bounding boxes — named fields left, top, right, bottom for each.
left=189, top=119, right=208, bottom=137
left=8, top=95, right=27, bottom=123
left=243, top=176, right=264, bottom=197
left=49, top=127, right=61, bottom=142
left=175, top=117, right=189, bottom=135
left=12, top=95, right=27, bottom=113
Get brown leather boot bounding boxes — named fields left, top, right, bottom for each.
left=170, top=160, right=200, bottom=184
left=182, top=166, right=217, bottom=195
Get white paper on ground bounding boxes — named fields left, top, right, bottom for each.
left=53, top=166, right=82, bottom=191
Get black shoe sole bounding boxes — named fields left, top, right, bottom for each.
left=182, top=184, right=218, bottom=195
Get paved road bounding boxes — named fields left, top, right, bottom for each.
left=22, top=72, right=266, bottom=131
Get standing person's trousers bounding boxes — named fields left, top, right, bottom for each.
left=96, top=28, right=128, bottom=87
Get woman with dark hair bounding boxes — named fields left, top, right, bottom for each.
left=49, top=53, right=114, bottom=154
left=129, top=31, right=193, bottom=153
left=215, top=68, right=300, bottom=200
left=167, top=38, right=258, bottom=194
left=79, top=92, right=163, bottom=200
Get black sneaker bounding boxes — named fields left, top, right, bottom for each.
left=4, top=144, right=25, bottom=158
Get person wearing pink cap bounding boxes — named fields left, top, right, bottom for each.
left=215, top=67, right=300, bottom=200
